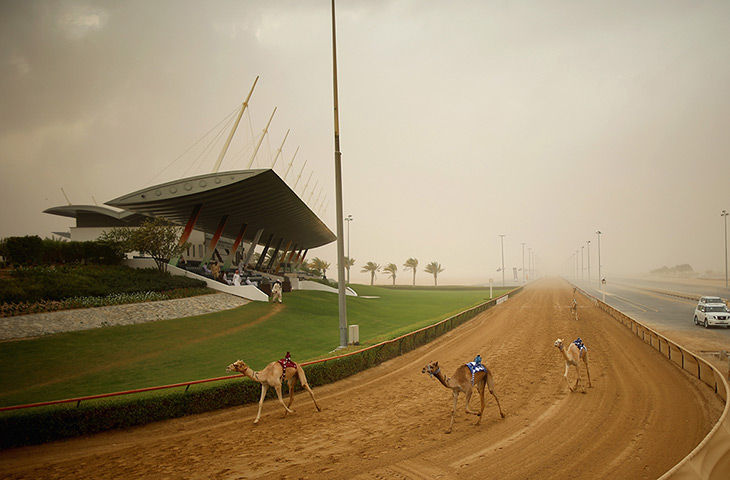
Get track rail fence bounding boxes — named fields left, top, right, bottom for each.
left=572, top=282, right=730, bottom=480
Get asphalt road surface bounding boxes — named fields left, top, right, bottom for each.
left=576, top=276, right=730, bottom=364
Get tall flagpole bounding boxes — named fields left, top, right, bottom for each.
left=331, top=0, right=348, bottom=348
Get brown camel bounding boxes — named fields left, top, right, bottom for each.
left=570, top=299, right=578, bottom=320
left=422, top=360, right=505, bottom=434
left=226, top=354, right=321, bottom=424
left=554, top=338, right=592, bottom=393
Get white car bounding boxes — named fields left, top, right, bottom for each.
left=694, top=301, right=730, bottom=328
left=699, top=296, right=723, bottom=305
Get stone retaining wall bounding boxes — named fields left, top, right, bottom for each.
left=0, top=293, right=248, bottom=341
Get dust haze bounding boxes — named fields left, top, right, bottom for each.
left=1, top=0, right=729, bottom=285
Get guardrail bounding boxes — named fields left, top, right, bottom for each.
left=573, top=283, right=730, bottom=479
left=0, top=288, right=520, bottom=414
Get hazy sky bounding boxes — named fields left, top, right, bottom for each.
left=2, top=0, right=729, bottom=285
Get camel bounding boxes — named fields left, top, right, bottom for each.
left=570, top=299, right=578, bottom=320
left=422, top=358, right=505, bottom=433
left=226, top=352, right=321, bottom=424
left=554, top=338, right=592, bottom=393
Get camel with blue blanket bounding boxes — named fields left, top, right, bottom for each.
left=422, top=355, right=505, bottom=433
left=554, top=338, right=592, bottom=393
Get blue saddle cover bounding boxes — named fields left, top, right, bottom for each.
left=465, top=355, right=485, bottom=385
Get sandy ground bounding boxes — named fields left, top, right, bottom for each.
left=0, top=278, right=724, bottom=480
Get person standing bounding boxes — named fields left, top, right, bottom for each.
left=270, top=279, right=283, bottom=303
left=232, top=269, right=241, bottom=286
left=210, top=261, right=220, bottom=282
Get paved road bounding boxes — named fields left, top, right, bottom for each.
left=574, top=277, right=730, bottom=356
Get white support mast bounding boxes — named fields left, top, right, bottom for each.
left=213, top=76, right=259, bottom=173
left=246, top=107, right=277, bottom=169
left=293, top=158, right=307, bottom=189
left=283, top=146, right=299, bottom=181
left=301, top=171, right=314, bottom=197
left=271, top=129, right=290, bottom=169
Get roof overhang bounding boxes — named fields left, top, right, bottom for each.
left=43, top=205, right=149, bottom=228
left=105, top=169, right=335, bottom=250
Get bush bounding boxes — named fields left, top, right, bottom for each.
left=0, top=265, right=208, bottom=312
left=2, top=236, right=44, bottom=266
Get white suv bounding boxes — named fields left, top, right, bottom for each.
left=694, top=300, right=730, bottom=328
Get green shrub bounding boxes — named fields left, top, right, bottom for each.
left=0, top=265, right=208, bottom=312
left=2, top=236, right=44, bottom=266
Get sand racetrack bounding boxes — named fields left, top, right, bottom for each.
left=0, top=278, right=724, bottom=479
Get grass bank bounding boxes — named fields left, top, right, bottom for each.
left=0, top=284, right=509, bottom=408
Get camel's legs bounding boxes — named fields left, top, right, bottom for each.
left=573, top=365, right=583, bottom=392
left=296, top=368, right=322, bottom=412
left=583, top=359, right=592, bottom=388
left=563, top=362, right=574, bottom=392
left=273, top=384, right=295, bottom=417
left=447, top=390, right=459, bottom=434
left=486, top=372, right=505, bottom=418
left=284, top=378, right=296, bottom=418
left=254, top=384, right=269, bottom=424
left=464, top=388, right=480, bottom=416
left=474, top=381, right=486, bottom=425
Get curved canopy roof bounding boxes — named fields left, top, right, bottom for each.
left=43, top=205, right=148, bottom=227
left=105, top=169, right=335, bottom=250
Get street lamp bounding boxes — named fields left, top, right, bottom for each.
left=521, top=243, right=526, bottom=284
left=722, top=210, right=729, bottom=288
left=499, top=234, right=506, bottom=286
left=596, top=231, right=602, bottom=291
left=345, top=214, right=353, bottom=284
left=586, top=240, right=591, bottom=285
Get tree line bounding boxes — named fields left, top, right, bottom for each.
left=306, top=256, right=445, bottom=286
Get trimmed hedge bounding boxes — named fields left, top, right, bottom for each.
left=0, top=236, right=124, bottom=266
left=0, top=264, right=207, bottom=305
left=0, top=288, right=521, bottom=450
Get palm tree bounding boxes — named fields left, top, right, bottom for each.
left=309, top=257, right=331, bottom=279
left=424, top=261, right=444, bottom=286
left=383, top=263, right=398, bottom=286
left=403, top=258, right=419, bottom=286
left=344, top=256, right=356, bottom=284
left=361, top=261, right=381, bottom=286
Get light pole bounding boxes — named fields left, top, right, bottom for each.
left=586, top=240, right=591, bottom=285
left=722, top=210, right=729, bottom=288
left=596, top=231, right=602, bottom=291
left=499, top=234, right=506, bottom=286
left=581, top=245, right=584, bottom=282
left=331, top=0, right=347, bottom=348
left=521, top=242, right=526, bottom=284
left=345, top=214, right=353, bottom=284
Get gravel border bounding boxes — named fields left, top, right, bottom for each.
left=0, top=293, right=249, bottom=341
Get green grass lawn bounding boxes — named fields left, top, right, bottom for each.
left=0, top=285, right=510, bottom=407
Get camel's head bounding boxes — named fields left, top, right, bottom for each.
left=226, top=360, right=248, bottom=373
left=422, top=361, right=440, bottom=377
left=554, top=339, right=564, bottom=350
